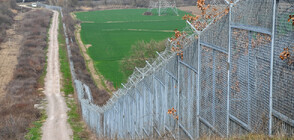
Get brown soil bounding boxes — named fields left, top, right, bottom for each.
left=0, top=11, right=24, bottom=100
left=178, top=6, right=202, bottom=16
left=74, top=19, right=115, bottom=93
left=178, top=5, right=227, bottom=16
left=79, top=6, right=93, bottom=11
left=76, top=5, right=134, bottom=11
left=85, top=44, right=92, bottom=49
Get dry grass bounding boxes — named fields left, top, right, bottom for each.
left=0, top=0, right=18, bottom=44
left=0, top=23, right=23, bottom=98
left=0, top=9, right=52, bottom=140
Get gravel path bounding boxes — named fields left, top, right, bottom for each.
left=41, top=10, right=72, bottom=140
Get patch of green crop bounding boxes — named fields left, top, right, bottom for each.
left=75, top=8, right=189, bottom=87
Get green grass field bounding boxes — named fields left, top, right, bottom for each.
left=75, top=8, right=188, bottom=87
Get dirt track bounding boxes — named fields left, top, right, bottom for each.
left=41, top=10, right=72, bottom=140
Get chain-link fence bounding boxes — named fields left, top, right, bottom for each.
left=39, top=0, right=294, bottom=139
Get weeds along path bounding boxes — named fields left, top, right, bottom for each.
left=41, top=10, right=72, bottom=140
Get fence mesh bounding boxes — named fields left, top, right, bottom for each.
left=178, top=62, right=198, bottom=138
left=232, top=0, right=273, bottom=29
left=272, top=0, right=294, bottom=134
left=200, top=46, right=215, bottom=133
left=201, top=14, right=230, bottom=51
left=39, top=0, right=294, bottom=139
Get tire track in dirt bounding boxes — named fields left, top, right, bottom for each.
left=41, top=10, right=72, bottom=140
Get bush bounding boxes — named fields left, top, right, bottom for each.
left=0, top=9, right=52, bottom=140
left=0, top=0, right=17, bottom=45
left=0, top=13, right=12, bottom=25
left=121, top=39, right=166, bottom=77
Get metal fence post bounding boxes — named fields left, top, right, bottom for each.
left=226, top=3, right=233, bottom=137
left=162, top=70, right=167, bottom=135
left=269, top=0, right=277, bottom=136
left=196, top=34, right=201, bottom=138
left=126, top=96, right=129, bottom=138
left=247, top=31, right=252, bottom=128
left=177, top=55, right=180, bottom=139
left=151, top=69, right=156, bottom=137
left=143, top=87, right=146, bottom=137
left=212, top=50, right=216, bottom=126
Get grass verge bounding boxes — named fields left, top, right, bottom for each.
left=25, top=110, right=47, bottom=140
left=59, top=16, right=74, bottom=96
left=58, top=12, right=90, bottom=140
left=66, top=98, right=89, bottom=140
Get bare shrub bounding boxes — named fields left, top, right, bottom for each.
left=0, top=13, right=12, bottom=25
left=143, top=11, right=152, bottom=15
left=0, top=0, right=18, bottom=44
left=0, top=9, right=52, bottom=140
left=121, top=39, right=166, bottom=77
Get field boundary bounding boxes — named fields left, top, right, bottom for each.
left=74, top=8, right=188, bottom=86
left=73, top=14, right=115, bottom=93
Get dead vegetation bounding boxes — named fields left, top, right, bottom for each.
left=62, top=9, right=110, bottom=105
left=0, top=0, right=18, bottom=44
left=0, top=12, right=24, bottom=98
left=0, top=9, right=52, bottom=140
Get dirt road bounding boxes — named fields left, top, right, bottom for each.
left=42, top=10, right=72, bottom=140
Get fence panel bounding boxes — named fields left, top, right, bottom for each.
left=162, top=55, right=179, bottom=138
left=178, top=62, right=197, bottom=139
left=231, top=0, right=273, bottom=30
left=154, top=69, right=166, bottom=134
left=230, top=0, right=274, bottom=134
left=199, top=44, right=228, bottom=136
left=200, top=13, right=230, bottom=137
left=39, top=1, right=294, bottom=139
left=272, top=0, right=294, bottom=135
